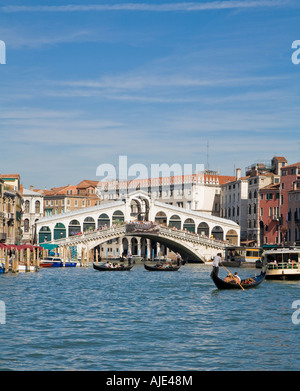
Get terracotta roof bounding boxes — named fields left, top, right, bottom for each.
left=281, top=162, right=300, bottom=169
left=273, top=156, right=287, bottom=162
left=76, top=179, right=98, bottom=188
left=260, top=183, right=280, bottom=191
left=0, top=174, right=20, bottom=179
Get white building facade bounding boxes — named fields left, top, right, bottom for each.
left=22, top=188, right=44, bottom=244
left=221, top=169, right=249, bottom=242
left=96, top=171, right=235, bottom=217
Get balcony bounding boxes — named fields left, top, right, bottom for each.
left=0, top=233, right=6, bottom=241
left=272, top=214, right=280, bottom=221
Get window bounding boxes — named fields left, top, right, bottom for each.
left=24, top=200, right=30, bottom=214
left=24, top=219, right=29, bottom=232
left=35, top=200, right=40, bottom=214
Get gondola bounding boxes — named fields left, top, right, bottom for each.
left=210, top=269, right=266, bottom=289
left=144, top=263, right=181, bottom=272
left=93, top=262, right=134, bottom=271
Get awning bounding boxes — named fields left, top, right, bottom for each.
left=39, top=243, right=58, bottom=250
left=240, top=240, right=256, bottom=245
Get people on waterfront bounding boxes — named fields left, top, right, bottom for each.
left=212, top=253, right=222, bottom=276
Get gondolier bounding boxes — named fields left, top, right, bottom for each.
left=212, top=253, right=222, bottom=276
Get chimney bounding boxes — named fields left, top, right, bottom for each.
left=236, top=168, right=241, bottom=180
left=30, top=185, right=34, bottom=191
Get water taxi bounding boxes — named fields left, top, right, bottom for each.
left=262, top=248, right=300, bottom=280
left=40, top=256, right=77, bottom=268
left=225, top=246, right=262, bottom=267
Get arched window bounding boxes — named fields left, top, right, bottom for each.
left=155, top=211, right=167, bottom=226
left=169, top=215, right=181, bottom=230
left=197, top=222, right=209, bottom=236
left=25, top=200, right=30, bottom=214
left=35, top=200, right=40, bottom=214
left=24, top=219, right=29, bottom=232
left=112, top=210, right=124, bottom=224
left=226, top=229, right=238, bottom=245
left=183, top=218, right=195, bottom=233
left=83, top=217, right=95, bottom=232
left=211, top=226, right=224, bottom=240
left=54, top=223, right=66, bottom=240
left=98, top=213, right=110, bottom=228
left=39, top=226, right=51, bottom=243
left=68, top=220, right=81, bottom=236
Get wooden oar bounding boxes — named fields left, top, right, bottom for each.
left=221, top=262, right=245, bottom=291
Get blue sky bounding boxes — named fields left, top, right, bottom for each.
left=0, top=0, right=300, bottom=189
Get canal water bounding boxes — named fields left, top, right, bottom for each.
left=0, top=263, right=300, bottom=371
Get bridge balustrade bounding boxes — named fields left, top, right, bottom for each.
left=50, top=221, right=229, bottom=250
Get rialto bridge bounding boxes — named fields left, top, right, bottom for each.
left=35, top=191, right=240, bottom=263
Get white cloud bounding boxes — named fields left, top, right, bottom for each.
left=2, top=1, right=295, bottom=13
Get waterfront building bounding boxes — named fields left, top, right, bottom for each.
left=245, top=157, right=285, bottom=247
left=96, top=170, right=235, bottom=216
left=21, top=187, right=44, bottom=244
left=0, top=174, right=23, bottom=244
left=35, top=183, right=99, bottom=216
left=76, top=179, right=99, bottom=197
left=259, top=182, right=280, bottom=246
left=220, top=168, right=249, bottom=241
left=279, top=162, right=300, bottom=245
left=0, top=178, right=5, bottom=243
left=220, top=156, right=286, bottom=247
left=286, top=176, right=300, bottom=245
